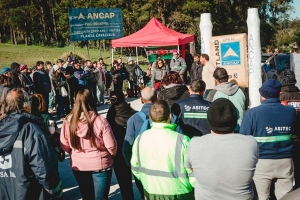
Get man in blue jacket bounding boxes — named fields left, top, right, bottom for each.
left=171, top=79, right=210, bottom=137
left=240, top=79, right=296, bottom=200
left=0, top=88, right=62, bottom=200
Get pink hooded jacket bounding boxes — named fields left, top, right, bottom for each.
left=60, top=111, right=117, bottom=171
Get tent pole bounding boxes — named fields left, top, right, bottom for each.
left=121, top=47, right=122, bottom=57
left=99, top=40, right=102, bottom=58
left=136, top=47, right=139, bottom=65
left=87, top=40, right=90, bottom=59
left=111, top=43, right=114, bottom=67
left=72, top=42, right=75, bottom=54
left=177, top=45, right=180, bottom=54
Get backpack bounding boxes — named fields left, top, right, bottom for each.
left=135, top=67, right=143, bottom=79
left=137, top=111, right=151, bottom=135
left=136, top=111, right=184, bottom=135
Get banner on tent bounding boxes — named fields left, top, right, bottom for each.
left=145, top=46, right=178, bottom=63
left=68, top=8, right=124, bottom=41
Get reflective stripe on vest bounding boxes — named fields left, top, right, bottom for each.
left=183, top=112, right=207, bottom=119
left=134, top=133, right=188, bottom=179
left=254, top=134, right=292, bottom=143
left=44, top=181, right=62, bottom=195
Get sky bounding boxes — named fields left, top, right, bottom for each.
left=291, top=1, right=300, bottom=19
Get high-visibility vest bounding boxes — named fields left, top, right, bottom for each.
left=131, top=123, right=194, bottom=196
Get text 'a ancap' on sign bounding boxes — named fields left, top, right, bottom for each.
left=68, top=8, right=124, bottom=41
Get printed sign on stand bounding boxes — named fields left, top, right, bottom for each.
left=210, top=33, right=249, bottom=88
left=68, top=8, right=124, bottom=41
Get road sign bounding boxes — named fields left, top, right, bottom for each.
left=68, top=8, right=124, bottom=41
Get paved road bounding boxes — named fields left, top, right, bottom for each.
left=57, top=97, right=143, bottom=200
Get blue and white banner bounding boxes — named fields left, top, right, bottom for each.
left=68, top=8, right=124, bottom=41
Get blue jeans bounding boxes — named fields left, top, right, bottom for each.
left=92, top=169, right=112, bottom=200
left=73, top=169, right=112, bottom=200
left=48, top=90, right=55, bottom=109
left=56, top=95, right=70, bottom=117
left=97, top=84, right=105, bottom=103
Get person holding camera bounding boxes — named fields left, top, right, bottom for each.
left=51, top=65, right=70, bottom=119
left=126, top=57, right=143, bottom=98
left=84, top=60, right=99, bottom=104
left=111, top=60, right=126, bottom=91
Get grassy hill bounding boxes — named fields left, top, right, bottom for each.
left=0, top=43, right=148, bottom=70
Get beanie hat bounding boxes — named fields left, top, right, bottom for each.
left=1, top=67, right=11, bottom=75
left=57, top=59, right=64, bottom=63
left=259, top=79, right=281, bottom=99
left=173, top=50, right=178, bottom=55
left=278, top=69, right=296, bottom=86
left=53, top=65, right=60, bottom=72
left=207, top=98, right=237, bottom=134
left=19, top=64, right=27, bottom=71
left=127, top=57, right=133, bottom=63
left=110, top=89, right=125, bottom=105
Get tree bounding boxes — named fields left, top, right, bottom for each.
left=0, top=0, right=296, bottom=49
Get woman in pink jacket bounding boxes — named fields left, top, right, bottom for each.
left=60, top=89, right=117, bottom=200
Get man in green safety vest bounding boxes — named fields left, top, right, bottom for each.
left=131, top=100, right=194, bottom=200
left=240, top=79, right=296, bottom=200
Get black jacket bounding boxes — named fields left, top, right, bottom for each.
left=10, top=63, right=22, bottom=88
left=125, top=64, right=143, bottom=82
left=110, top=66, right=125, bottom=84
left=171, top=94, right=211, bottom=138
left=280, top=85, right=300, bottom=139
left=51, top=73, right=68, bottom=96
left=190, top=62, right=203, bottom=82
left=0, top=112, right=62, bottom=200
left=20, top=72, right=34, bottom=94
left=158, top=84, right=190, bottom=106
left=107, top=102, right=136, bottom=157
left=33, top=70, right=51, bottom=93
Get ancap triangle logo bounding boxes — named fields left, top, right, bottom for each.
left=220, top=41, right=241, bottom=66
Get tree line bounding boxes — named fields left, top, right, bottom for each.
left=0, top=0, right=299, bottom=51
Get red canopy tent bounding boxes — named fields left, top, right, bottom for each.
left=111, top=18, right=194, bottom=47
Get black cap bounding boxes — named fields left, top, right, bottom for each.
left=207, top=98, right=237, bottom=134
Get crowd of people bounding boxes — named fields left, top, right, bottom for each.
left=0, top=49, right=300, bottom=200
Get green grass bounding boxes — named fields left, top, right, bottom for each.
left=0, top=43, right=148, bottom=70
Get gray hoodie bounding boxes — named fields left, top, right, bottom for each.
left=206, top=82, right=247, bottom=132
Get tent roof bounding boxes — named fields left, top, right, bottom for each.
left=112, top=18, right=194, bottom=47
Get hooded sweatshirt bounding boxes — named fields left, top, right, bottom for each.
left=158, top=84, right=190, bottom=106
left=207, top=82, right=247, bottom=131
left=60, top=111, right=117, bottom=171
left=0, top=112, right=62, bottom=199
